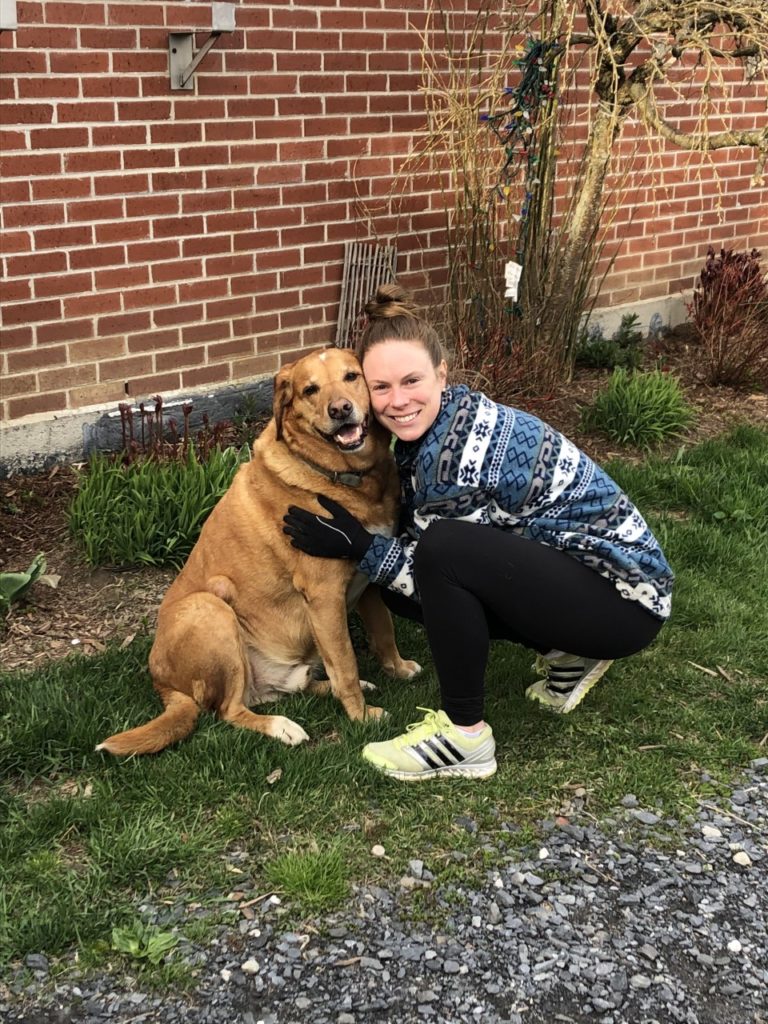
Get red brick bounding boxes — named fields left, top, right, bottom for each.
left=3, top=202, right=66, bottom=228
left=0, top=326, right=34, bottom=350
left=123, top=372, right=182, bottom=398
left=39, top=363, right=96, bottom=390
left=181, top=321, right=230, bottom=345
left=93, top=173, right=149, bottom=196
left=155, top=345, right=205, bottom=371
left=0, top=102, right=53, bottom=125
left=80, top=27, right=137, bottom=48
left=9, top=392, right=67, bottom=418
left=122, top=286, right=176, bottom=311
left=178, top=279, right=228, bottom=303
left=37, top=317, right=94, bottom=344
left=127, top=240, right=180, bottom=263
left=126, top=329, right=180, bottom=354
left=99, top=354, right=153, bottom=382
left=33, top=271, right=93, bottom=298
left=182, top=190, right=232, bottom=214
left=17, top=77, right=80, bottom=99
left=83, top=78, right=141, bottom=98
left=2, top=372, right=37, bottom=399
left=152, top=170, right=204, bottom=192
left=125, top=194, right=178, bottom=218
left=68, top=337, right=126, bottom=363
left=153, top=303, right=205, bottom=327
left=31, top=177, right=91, bottom=201
left=63, top=291, right=121, bottom=317
left=2, top=280, right=33, bottom=303
left=68, top=381, right=127, bottom=408
left=50, top=51, right=108, bottom=73
left=94, top=219, right=149, bottom=244
left=206, top=297, right=254, bottom=320
left=2, top=298, right=61, bottom=326
left=7, top=251, right=67, bottom=277
left=1, top=180, right=31, bottom=204
left=68, top=198, right=124, bottom=222
left=150, top=122, right=203, bottom=145
left=182, top=364, right=230, bottom=389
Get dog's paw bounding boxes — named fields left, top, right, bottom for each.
left=398, top=659, right=422, bottom=679
left=268, top=715, right=310, bottom=746
left=364, top=705, right=388, bottom=721
left=359, top=679, right=377, bottom=691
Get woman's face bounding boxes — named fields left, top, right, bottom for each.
left=362, top=339, right=447, bottom=442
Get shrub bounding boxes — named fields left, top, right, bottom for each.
left=688, top=246, right=768, bottom=387
left=575, top=313, right=645, bottom=370
left=68, top=445, right=248, bottom=568
left=580, top=368, right=695, bottom=448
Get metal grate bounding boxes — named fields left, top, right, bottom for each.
left=334, top=241, right=398, bottom=349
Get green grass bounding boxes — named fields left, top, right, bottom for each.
left=2, top=424, right=766, bottom=975
left=581, top=367, right=695, bottom=447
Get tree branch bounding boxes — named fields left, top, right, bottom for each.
left=629, top=79, right=768, bottom=183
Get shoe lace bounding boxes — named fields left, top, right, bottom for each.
left=394, top=707, right=445, bottom=749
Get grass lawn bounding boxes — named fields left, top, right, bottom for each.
left=1, top=423, right=766, bottom=975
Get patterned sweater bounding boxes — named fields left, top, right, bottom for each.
left=358, top=385, right=673, bottom=620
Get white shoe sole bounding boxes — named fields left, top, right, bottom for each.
left=366, top=759, right=498, bottom=781
left=559, top=660, right=613, bottom=713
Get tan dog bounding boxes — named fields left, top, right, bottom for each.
left=97, top=347, right=420, bottom=756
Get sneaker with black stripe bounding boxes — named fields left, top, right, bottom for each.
left=361, top=708, right=497, bottom=781
left=525, top=652, right=613, bottom=714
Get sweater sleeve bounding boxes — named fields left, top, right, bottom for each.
left=357, top=531, right=421, bottom=599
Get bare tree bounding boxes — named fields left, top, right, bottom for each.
left=409, top=1, right=767, bottom=390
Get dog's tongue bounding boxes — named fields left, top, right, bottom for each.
left=336, top=423, right=363, bottom=445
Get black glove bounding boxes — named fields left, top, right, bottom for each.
left=283, top=494, right=374, bottom=561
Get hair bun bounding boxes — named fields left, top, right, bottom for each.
left=365, top=282, right=416, bottom=320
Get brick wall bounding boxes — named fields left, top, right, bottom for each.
left=1, top=0, right=766, bottom=425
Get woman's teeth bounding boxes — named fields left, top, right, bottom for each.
left=392, top=411, right=418, bottom=423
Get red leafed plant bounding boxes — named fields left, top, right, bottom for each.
left=688, top=246, right=768, bottom=388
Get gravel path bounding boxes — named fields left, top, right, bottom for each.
left=4, top=759, right=767, bottom=1024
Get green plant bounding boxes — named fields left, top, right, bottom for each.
left=575, top=313, right=645, bottom=370
left=0, top=553, right=60, bottom=615
left=111, top=921, right=179, bottom=965
left=68, top=445, right=248, bottom=568
left=581, top=367, right=695, bottom=447
left=687, top=246, right=768, bottom=387
left=264, top=840, right=350, bottom=911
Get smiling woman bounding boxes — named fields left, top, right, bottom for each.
left=283, top=283, right=674, bottom=782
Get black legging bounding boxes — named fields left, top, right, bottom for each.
left=378, top=519, right=663, bottom=725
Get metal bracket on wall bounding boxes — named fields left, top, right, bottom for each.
left=0, top=0, right=18, bottom=31
left=168, top=2, right=236, bottom=91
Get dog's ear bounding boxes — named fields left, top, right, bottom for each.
left=273, top=364, right=294, bottom=441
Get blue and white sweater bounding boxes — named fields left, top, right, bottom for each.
left=359, top=385, right=673, bottom=620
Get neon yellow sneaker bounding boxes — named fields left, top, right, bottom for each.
left=361, top=708, right=496, bottom=781
left=525, top=654, right=613, bottom=714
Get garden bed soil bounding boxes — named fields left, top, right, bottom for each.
left=2, top=332, right=766, bottom=673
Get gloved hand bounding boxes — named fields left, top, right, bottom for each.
left=283, top=494, right=374, bottom=561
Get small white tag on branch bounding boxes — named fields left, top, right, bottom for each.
left=504, top=260, right=522, bottom=300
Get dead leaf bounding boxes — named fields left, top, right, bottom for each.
left=716, top=665, right=733, bottom=682
left=38, top=573, right=61, bottom=589
left=119, top=632, right=136, bottom=649
left=266, top=768, right=282, bottom=785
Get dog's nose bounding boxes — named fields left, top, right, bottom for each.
left=328, top=398, right=353, bottom=420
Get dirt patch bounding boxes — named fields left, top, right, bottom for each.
left=2, top=334, right=766, bottom=674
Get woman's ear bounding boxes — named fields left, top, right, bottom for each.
left=437, top=359, right=448, bottom=386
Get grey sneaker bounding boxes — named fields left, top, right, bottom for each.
left=526, top=653, right=613, bottom=713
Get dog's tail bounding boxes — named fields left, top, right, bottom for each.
left=96, top=691, right=201, bottom=756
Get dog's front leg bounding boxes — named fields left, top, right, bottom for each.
left=298, top=580, right=384, bottom=722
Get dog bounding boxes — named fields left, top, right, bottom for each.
left=97, top=346, right=420, bottom=756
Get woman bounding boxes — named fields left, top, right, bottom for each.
left=283, top=284, right=673, bottom=782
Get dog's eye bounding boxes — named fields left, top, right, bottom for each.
left=302, top=384, right=319, bottom=397
left=343, top=371, right=360, bottom=382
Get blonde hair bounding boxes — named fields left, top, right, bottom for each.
left=356, top=282, right=447, bottom=369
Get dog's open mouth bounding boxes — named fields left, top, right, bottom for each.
left=320, top=416, right=369, bottom=451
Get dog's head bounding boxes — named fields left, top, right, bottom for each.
left=273, top=346, right=373, bottom=452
